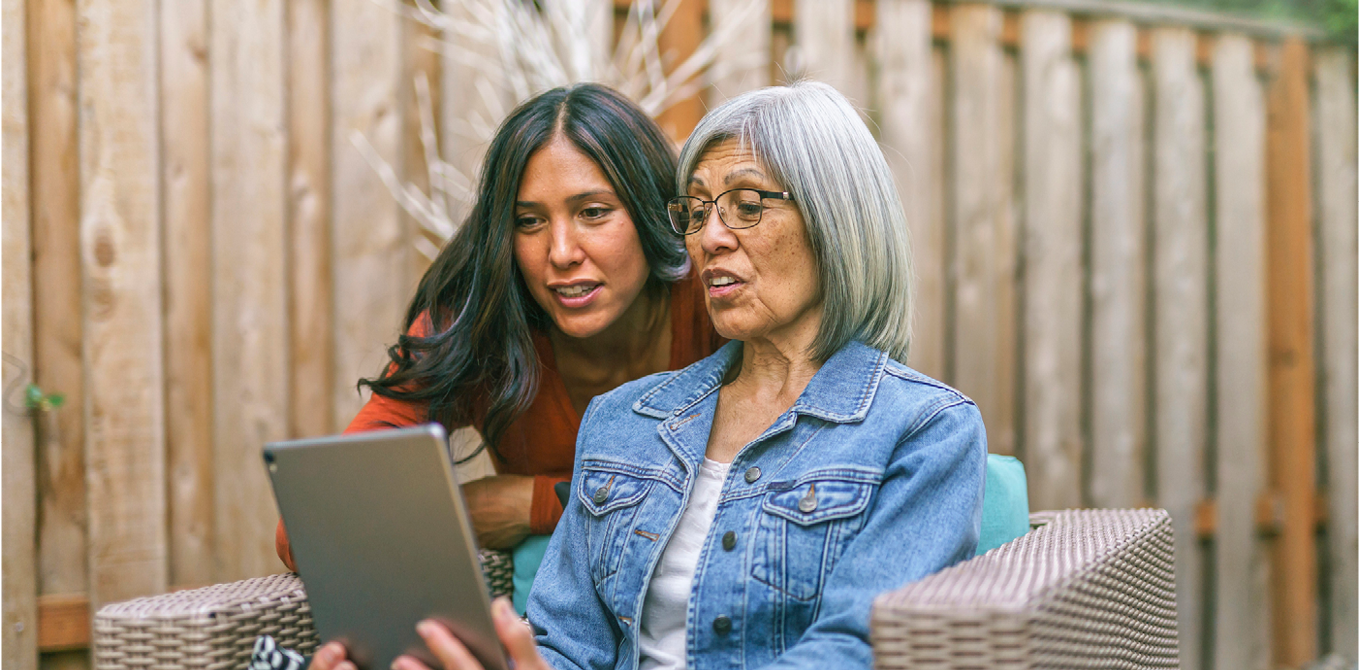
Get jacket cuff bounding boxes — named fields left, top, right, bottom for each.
left=529, top=475, right=568, bottom=536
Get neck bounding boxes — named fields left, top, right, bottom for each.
left=729, top=308, right=824, bottom=402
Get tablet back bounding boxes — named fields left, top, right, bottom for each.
left=264, top=424, right=508, bottom=670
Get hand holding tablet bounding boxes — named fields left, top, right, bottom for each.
left=265, top=425, right=526, bottom=670
left=307, top=598, right=551, bottom=670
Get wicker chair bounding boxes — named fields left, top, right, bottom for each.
left=93, top=509, right=1178, bottom=670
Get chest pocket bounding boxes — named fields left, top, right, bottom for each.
left=751, top=474, right=876, bottom=601
left=576, top=465, right=655, bottom=583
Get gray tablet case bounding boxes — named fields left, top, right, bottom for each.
left=264, top=424, right=509, bottom=670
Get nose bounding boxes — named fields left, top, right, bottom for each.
left=548, top=218, right=585, bottom=269
left=694, top=202, right=738, bottom=256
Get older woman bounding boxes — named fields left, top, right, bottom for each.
left=314, top=81, right=986, bottom=670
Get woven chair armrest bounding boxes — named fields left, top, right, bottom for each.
left=93, top=548, right=514, bottom=670
left=871, top=508, right=1180, bottom=670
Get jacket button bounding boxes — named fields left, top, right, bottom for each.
left=744, top=467, right=761, bottom=483
left=798, top=486, right=818, bottom=513
left=722, top=531, right=737, bottom=551
left=712, top=615, right=732, bottom=635
left=592, top=488, right=608, bottom=505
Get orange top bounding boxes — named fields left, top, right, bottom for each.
left=275, top=274, right=721, bottom=569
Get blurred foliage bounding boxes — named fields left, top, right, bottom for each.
left=1148, top=0, right=1357, bottom=45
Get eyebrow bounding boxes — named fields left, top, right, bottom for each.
left=516, top=190, right=616, bottom=209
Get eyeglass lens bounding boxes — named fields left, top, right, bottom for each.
left=667, top=189, right=765, bottom=234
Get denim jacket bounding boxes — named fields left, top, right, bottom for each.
left=528, top=340, right=987, bottom=670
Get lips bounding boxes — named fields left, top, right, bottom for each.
left=701, top=268, right=745, bottom=298
left=548, top=281, right=602, bottom=307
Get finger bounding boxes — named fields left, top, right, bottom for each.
left=309, top=642, right=347, bottom=670
left=491, top=598, right=542, bottom=668
left=391, top=654, right=434, bottom=670
left=416, top=620, right=484, bottom=670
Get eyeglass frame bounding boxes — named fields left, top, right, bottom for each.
left=666, top=188, right=796, bottom=236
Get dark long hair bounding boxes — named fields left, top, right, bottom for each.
left=359, top=83, right=686, bottom=461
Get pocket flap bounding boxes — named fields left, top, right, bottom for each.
left=577, top=468, right=651, bottom=516
left=762, top=478, right=874, bottom=526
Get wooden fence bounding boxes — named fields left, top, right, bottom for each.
left=1, top=1, right=1354, bottom=669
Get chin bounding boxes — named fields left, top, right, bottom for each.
left=553, top=315, right=611, bottom=340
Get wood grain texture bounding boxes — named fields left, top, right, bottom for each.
left=1313, top=47, right=1358, bottom=664
left=28, top=0, right=89, bottom=608
left=332, top=0, right=406, bottom=429
left=950, top=5, right=1019, bottom=459
left=992, top=51, right=1018, bottom=459
left=874, top=0, right=939, bottom=379
left=210, top=0, right=289, bottom=582
left=708, top=0, right=771, bottom=105
left=1150, top=28, right=1210, bottom=669
left=1211, top=33, right=1270, bottom=670
left=794, top=0, right=855, bottom=94
left=77, top=0, right=168, bottom=609
left=161, top=0, right=214, bottom=590
left=1085, top=19, right=1145, bottom=512
left=1264, top=37, right=1317, bottom=667
left=3, top=0, right=38, bottom=664
left=288, top=0, right=335, bottom=440
left=1019, top=10, right=1081, bottom=494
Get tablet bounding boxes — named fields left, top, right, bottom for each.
left=264, top=424, right=509, bottom=670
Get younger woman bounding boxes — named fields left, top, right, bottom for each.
left=276, top=83, right=721, bottom=569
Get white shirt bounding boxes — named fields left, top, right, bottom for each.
left=637, top=457, right=731, bottom=670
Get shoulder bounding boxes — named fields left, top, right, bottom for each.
left=585, top=369, right=677, bottom=422
left=873, top=357, right=982, bottom=437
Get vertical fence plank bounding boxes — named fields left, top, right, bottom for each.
left=402, top=5, right=440, bottom=289
left=438, top=0, right=502, bottom=242
left=29, top=0, right=89, bottom=617
left=656, top=0, right=705, bottom=140
left=1020, top=10, right=1081, bottom=492
left=210, top=0, right=288, bottom=582
left=1151, top=28, right=1210, bottom=669
left=288, top=0, right=335, bottom=440
left=930, top=46, right=947, bottom=378
left=3, top=0, right=38, bottom=664
left=952, top=5, right=1017, bottom=462
left=1314, top=47, right=1358, bottom=664
left=333, top=0, right=406, bottom=428
left=708, top=0, right=771, bottom=104
left=1211, top=33, right=1270, bottom=670
left=993, top=48, right=1018, bottom=458
left=1086, top=19, right=1145, bottom=512
left=875, top=0, right=939, bottom=379
left=1265, top=38, right=1317, bottom=667
left=78, top=0, right=168, bottom=608
left=161, top=0, right=213, bottom=590
left=794, top=0, right=854, bottom=93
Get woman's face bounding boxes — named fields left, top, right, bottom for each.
left=684, top=139, right=822, bottom=345
left=513, top=135, right=652, bottom=340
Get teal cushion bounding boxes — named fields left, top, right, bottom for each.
left=512, top=535, right=552, bottom=615
left=509, top=455, right=1030, bottom=609
left=978, top=454, right=1030, bottom=555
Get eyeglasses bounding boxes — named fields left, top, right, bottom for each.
left=666, top=188, right=795, bottom=236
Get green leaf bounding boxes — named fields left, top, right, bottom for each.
left=25, top=384, right=43, bottom=409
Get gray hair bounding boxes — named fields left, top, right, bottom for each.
left=677, top=81, right=914, bottom=363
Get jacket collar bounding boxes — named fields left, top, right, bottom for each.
left=633, top=339, right=889, bottom=424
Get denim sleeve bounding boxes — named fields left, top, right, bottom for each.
left=527, top=396, right=620, bottom=670
left=759, top=398, right=988, bottom=670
